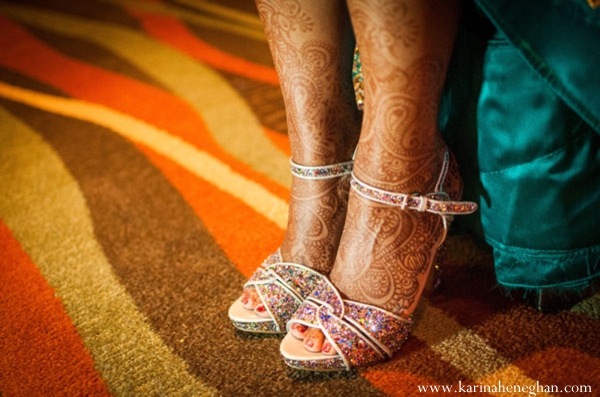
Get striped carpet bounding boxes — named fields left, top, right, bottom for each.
left=1, top=1, right=599, bottom=396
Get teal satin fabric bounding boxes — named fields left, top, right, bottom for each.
left=441, top=0, right=600, bottom=290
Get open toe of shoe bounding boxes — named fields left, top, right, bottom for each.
left=280, top=278, right=412, bottom=372
left=228, top=249, right=329, bottom=334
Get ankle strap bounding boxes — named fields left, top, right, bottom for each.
left=290, top=159, right=353, bottom=180
left=350, top=174, right=478, bottom=224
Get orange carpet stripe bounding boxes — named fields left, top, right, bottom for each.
left=512, top=348, right=599, bottom=395
left=363, top=371, right=495, bottom=397
left=129, top=9, right=279, bottom=86
left=0, top=220, right=111, bottom=396
left=364, top=371, right=435, bottom=396
left=263, top=126, right=291, bottom=158
left=138, top=145, right=284, bottom=278
left=0, top=16, right=288, bottom=201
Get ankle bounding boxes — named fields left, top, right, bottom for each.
left=288, top=116, right=360, bottom=167
left=353, top=141, right=448, bottom=194
left=328, top=170, right=450, bottom=316
left=281, top=174, right=351, bottom=274
left=290, top=148, right=356, bottom=168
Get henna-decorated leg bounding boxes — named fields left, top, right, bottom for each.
left=256, top=0, right=360, bottom=274
left=241, top=1, right=361, bottom=313
left=300, top=0, right=463, bottom=353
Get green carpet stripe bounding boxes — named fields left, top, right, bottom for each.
left=0, top=1, right=291, bottom=187
left=572, top=294, right=600, bottom=320
left=0, top=106, right=217, bottom=396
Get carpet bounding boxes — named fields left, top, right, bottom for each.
left=1, top=0, right=599, bottom=396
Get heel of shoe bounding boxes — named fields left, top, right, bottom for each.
left=424, top=244, right=445, bottom=293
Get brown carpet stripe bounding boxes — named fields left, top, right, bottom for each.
left=0, top=105, right=217, bottom=396
left=25, top=25, right=168, bottom=90
left=0, top=1, right=291, bottom=187
left=218, top=70, right=288, bottom=134
left=1, top=102, right=385, bottom=396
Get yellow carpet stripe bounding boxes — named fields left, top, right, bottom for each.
left=0, top=2, right=291, bottom=187
left=99, top=0, right=266, bottom=41
left=0, top=107, right=217, bottom=396
left=412, top=302, right=553, bottom=396
left=171, top=0, right=263, bottom=29
left=0, top=82, right=288, bottom=229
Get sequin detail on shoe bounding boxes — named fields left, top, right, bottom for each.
left=290, top=159, right=353, bottom=180
left=288, top=301, right=320, bottom=329
left=319, top=309, right=385, bottom=369
left=282, top=278, right=413, bottom=371
left=255, top=281, right=302, bottom=332
left=245, top=249, right=283, bottom=285
left=283, top=356, right=346, bottom=372
left=246, top=267, right=270, bottom=285
left=344, top=301, right=411, bottom=356
left=231, top=319, right=280, bottom=333
left=350, top=178, right=478, bottom=216
left=269, top=263, right=326, bottom=299
left=306, top=277, right=344, bottom=317
left=241, top=259, right=328, bottom=333
left=263, top=250, right=282, bottom=266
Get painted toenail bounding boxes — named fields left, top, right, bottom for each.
left=306, top=340, right=314, bottom=348
left=256, top=305, right=266, bottom=313
left=241, top=297, right=248, bottom=304
left=322, top=343, right=331, bottom=353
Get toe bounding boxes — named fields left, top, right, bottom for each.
left=254, top=302, right=271, bottom=318
left=321, top=341, right=337, bottom=356
left=303, top=328, right=325, bottom=352
left=290, top=323, right=308, bottom=340
left=242, top=288, right=258, bottom=310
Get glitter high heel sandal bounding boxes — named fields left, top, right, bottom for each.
left=280, top=151, right=477, bottom=370
left=228, top=159, right=354, bottom=334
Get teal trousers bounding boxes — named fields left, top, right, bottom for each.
left=442, top=0, right=600, bottom=290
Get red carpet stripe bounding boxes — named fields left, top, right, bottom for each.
left=0, top=103, right=379, bottom=396
left=128, top=8, right=279, bottom=85
left=364, top=339, right=471, bottom=396
left=515, top=347, right=600, bottom=394
left=0, top=105, right=216, bottom=395
left=263, top=126, right=291, bottom=157
left=0, top=220, right=111, bottom=397
left=0, top=16, right=288, bottom=200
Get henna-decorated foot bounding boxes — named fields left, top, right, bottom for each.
left=229, top=160, right=356, bottom=334
left=289, top=149, right=471, bottom=357
left=239, top=169, right=352, bottom=311
left=330, top=149, right=464, bottom=316
left=232, top=0, right=362, bottom=335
